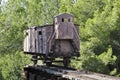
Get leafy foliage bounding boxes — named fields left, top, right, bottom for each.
left=71, top=47, right=116, bottom=74
left=0, top=52, right=30, bottom=80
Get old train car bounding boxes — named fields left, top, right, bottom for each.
left=23, top=13, right=80, bottom=67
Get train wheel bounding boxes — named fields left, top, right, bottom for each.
left=31, top=55, right=38, bottom=65
left=63, top=57, right=70, bottom=67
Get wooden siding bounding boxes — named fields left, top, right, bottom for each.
left=36, top=27, right=42, bottom=54
left=55, top=23, right=74, bottom=39
left=24, top=13, right=80, bottom=57
left=24, top=25, right=54, bottom=55
left=54, top=13, right=74, bottom=39
left=24, top=28, right=36, bottom=53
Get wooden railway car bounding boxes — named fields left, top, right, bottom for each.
left=23, top=13, right=80, bottom=67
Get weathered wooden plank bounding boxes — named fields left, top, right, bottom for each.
left=54, top=13, right=74, bottom=39
left=36, top=27, right=42, bottom=53
left=24, top=65, right=120, bottom=80
left=24, top=28, right=36, bottom=53
left=42, top=28, right=47, bottom=54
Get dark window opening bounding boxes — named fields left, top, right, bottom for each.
left=62, top=18, right=64, bottom=22
left=39, top=31, right=42, bottom=35
left=26, top=32, right=28, bottom=36
left=68, top=18, right=70, bottom=22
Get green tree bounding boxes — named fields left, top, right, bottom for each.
left=0, top=0, right=120, bottom=79
left=0, top=0, right=61, bottom=79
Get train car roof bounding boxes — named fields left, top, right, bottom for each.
left=54, top=13, right=73, bottom=18
left=25, top=23, right=79, bottom=30
left=25, top=24, right=53, bottom=29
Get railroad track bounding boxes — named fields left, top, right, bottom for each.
left=23, top=65, right=120, bottom=80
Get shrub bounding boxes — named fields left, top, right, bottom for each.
left=0, top=51, right=31, bottom=80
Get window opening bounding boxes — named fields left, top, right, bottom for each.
left=62, top=18, right=64, bottom=22
left=68, top=18, right=70, bottom=22
left=26, top=32, right=28, bottom=36
left=39, top=31, right=42, bottom=35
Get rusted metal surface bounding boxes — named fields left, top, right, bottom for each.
left=23, top=65, right=120, bottom=80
